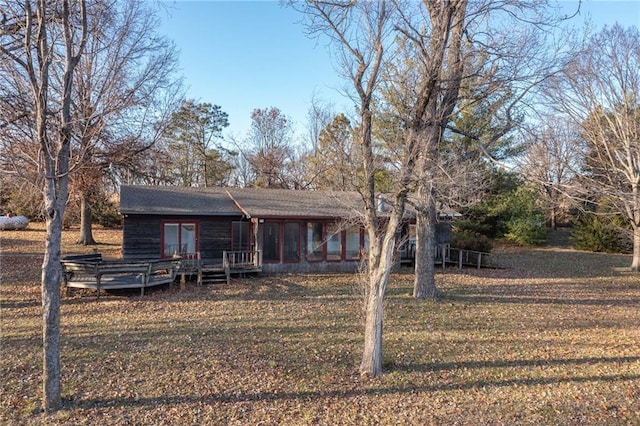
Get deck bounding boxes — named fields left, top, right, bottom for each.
left=62, top=257, right=179, bottom=299
left=400, top=243, right=494, bottom=269
left=177, top=250, right=262, bottom=285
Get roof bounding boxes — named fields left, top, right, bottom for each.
left=120, top=185, right=363, bottom=219
left=226, top=187, right=360, bottom=219
left=120, top=186, right=240, bottom=216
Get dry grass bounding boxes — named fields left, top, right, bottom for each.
left=1, top=225, right=640, bottom=425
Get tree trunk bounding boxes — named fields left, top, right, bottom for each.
left=42, top=211, right=64, bottom=413
left=360, top=282, right=384, bottom=376
left=360, top=233, right=396, bottom=376
left=631, top=225, right=640, bottom=271
left=77, top=192, right=96, bottom=245
left=413, top=191, right=438, bottom=300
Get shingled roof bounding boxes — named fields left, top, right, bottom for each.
left=226, top=187, right=360, bottom=219
left=120, top=186, right=239, bottom=216
left=120, top=185, right=363, bottom=219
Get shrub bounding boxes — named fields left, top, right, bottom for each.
left=452, top=229, right=493, bottom=253
left=571, top=214, right=631, bottom=253
left=504, top=216, right=547, bottom=246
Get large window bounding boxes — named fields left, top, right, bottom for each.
left=345, top=226, right=361, bottom=260
left=307, top=222, right=324, bottom=261
left=263, top=222, right=280, bottom=262
left=305, top=221, right=365, bottom=261
left=163, top=221, right=197, bottom=257
left=283, top=223, right=300, bottom=262
left=232, top=221, right=252, bottom=251
left=326, top=223, right=342, bottom=261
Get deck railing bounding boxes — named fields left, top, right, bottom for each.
left=223, top=250, right=262, bottom=270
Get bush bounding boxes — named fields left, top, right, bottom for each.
left=571, top=214, right=631, bottom=253
left=452, top=229, right=493, bottom=253
left=505, top=216, right=547, bottom=246
left=2, top=182, right=44, bottom=220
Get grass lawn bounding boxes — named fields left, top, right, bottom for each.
left=1, top=225, right=640, bottom=425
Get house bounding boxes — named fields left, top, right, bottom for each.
left=119, top=185, right=454, bottom=276
left=121, top=185, right=373, bottom=275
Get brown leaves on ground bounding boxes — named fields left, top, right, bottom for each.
left=1, top=225, right=640, bottom=425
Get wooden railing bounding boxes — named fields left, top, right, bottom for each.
left=445, top=247, right=491, bottom=269
left=400, top=243, right=492, bottom=269
left=223, top=250, right=262, bottom=270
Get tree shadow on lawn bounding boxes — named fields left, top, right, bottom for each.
left=488, top=248, right=631, bottom=280
left=440, top=283, right=640, bottom=308
left=390, top=355, right=640, bottom=374
left=67, top=358, right=640, bottom=411
left=204, top=275, right=360, bottom=302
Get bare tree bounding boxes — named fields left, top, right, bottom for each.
left=306, top=94, right=334, bottom=153
left=295, top=0, right=423, bottom=377
left=70, top=0, right=181, bottom=244
left=547, top=24, right=640, bottom=269
left=387, top=0, right=468, bottom=300
left=521, top=117, right=580, bottom=229
left=385, top=0, right=568, bottom=299
left=244, top=107, right=295, bottom=188
left=0, top=0, right=87, bottom=413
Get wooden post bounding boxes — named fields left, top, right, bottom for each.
left=96, top=274, right=101, bottom=300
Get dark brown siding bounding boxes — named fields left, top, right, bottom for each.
left=122, top=214, right=244, bottom=261
left=122, top=215, right=162, bottom=260
left=199, top=217, right=238, bottom=261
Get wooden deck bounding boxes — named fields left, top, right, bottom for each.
left=400, top=243, right=494, bottom=269
left=176, top=250, right=262, bottom=285
left=62, top=257, right=179, bottom=299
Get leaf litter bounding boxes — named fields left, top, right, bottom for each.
left=1, top=224, right=640, bottom=424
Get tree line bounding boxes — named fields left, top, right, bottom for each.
left=2, top=0, right=639, bottom=413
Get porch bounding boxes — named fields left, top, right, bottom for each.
left=177, top=250, right=262, bottom=285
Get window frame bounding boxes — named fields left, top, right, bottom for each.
left=283, top=222, right=301, bottom=263
left=161, top=220, right=199, bottom=258
left=325, top=222, right=343, bottom=262
left=306, top=221, right=325, bottom=262
left=262, top=222, right=281, bottom=263
left=232, top=221, right=253, bottom=251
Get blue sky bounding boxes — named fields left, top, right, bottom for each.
left=157, top=1, right=640, bottom=145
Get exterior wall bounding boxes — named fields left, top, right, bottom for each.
left=261, top=259, right=365, bottom=274
left=123, top=214, right=419, bottom=274
left=122, top=214, right=244, bottom=261
left=199, top=216, right=240, bottom=261
left=122, top=215, right=163, bottom=260
left=256, top=218, right=370, bottom=275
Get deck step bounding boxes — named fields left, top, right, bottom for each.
left=201, top=269, right=229, bottom=285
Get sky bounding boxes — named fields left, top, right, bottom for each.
left=157, top=0, right=640, bottom=145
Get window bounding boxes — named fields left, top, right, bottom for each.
left=263, top=222, right=280, bottom=262
left=162, top=221, right=197, bottom=257
left=232, top=221, right=252, bottom=251
left=326, top=223, right=342, bottom=261
left=307, top=222, right=323, bottom=261
left=283, top=222, right=300, bottom=262
left=345, top=226, right=361, bottom=260
left=363, top=232, right=370, bottom=255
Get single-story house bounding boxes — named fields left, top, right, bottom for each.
left=119, top=185, right=453, bottom=275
